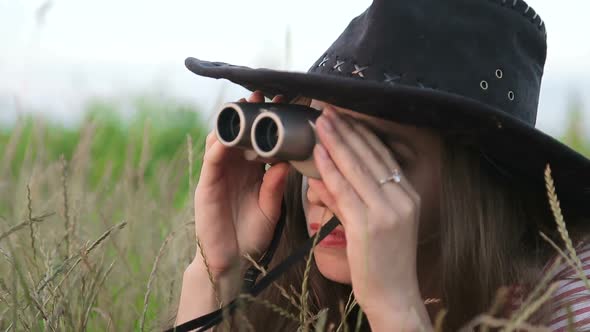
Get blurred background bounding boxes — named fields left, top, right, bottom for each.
left=0, top=1, right=588, bottom=330
left=1, top=0, right=589, bottom=133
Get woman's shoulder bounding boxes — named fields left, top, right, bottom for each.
left=542, top=241, right=590, bottom=331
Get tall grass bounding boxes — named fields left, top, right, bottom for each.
left=0, top=96, right=208, bottom=331
left=1, top=95, right=589, bottom=331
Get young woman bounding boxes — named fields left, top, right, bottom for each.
left=175, top=0, right=590, bottom=330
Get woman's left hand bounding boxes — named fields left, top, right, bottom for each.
left=308, top=106, right=433, bottom=331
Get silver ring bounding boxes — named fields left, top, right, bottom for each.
left=378, top=169, right=402, bottom=185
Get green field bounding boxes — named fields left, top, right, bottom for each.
left=0, top=95, right=588, bottom=331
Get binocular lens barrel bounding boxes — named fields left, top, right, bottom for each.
left=215, top=102, right=322, bottom=178
left=216, top=106, right=242, bottom=144
left=253, top=117, right=279, bottom=153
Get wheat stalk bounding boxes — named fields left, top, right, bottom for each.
left=503, top=282, right=560, bottom=331
left=242, top=253, right=305, bottom=314
left=544, top=164, right=590, bottom=291
left=238, top=293, right=299, bottom=323
left=196, top=235, right=221, bottom=307
left=335, top=291, right=358, bottom=332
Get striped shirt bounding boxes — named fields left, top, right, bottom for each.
left=540, top=242, right=590, bottom=331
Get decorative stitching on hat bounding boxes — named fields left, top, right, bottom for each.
left=488, top=0, right=545, bottom=35
left=318, top=57, right=329, bottom=67
left=383, top=73, right=401, bottom=85
left=333, top=60, right=345, bottom=72
left=352, top=65, right=368, bottom=78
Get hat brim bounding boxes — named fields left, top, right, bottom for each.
left=185, top=57, right=590, bottom=215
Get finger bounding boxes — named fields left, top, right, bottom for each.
left=315, top=107, right=387, bottom=206
left=205, top=130, right=218, bottom=151
left=271, top=94, right=284, bottom=103
left=197, top=140, right=233, bottom=186
left=247, top=90, right=265, bottom=103
left=341, top=116, right=419, bottom=201
left=313, top=143, right=365, bottom=229
left=258, top=162, right=290, bottom=226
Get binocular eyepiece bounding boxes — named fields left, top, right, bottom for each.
left=215, top=102, right=322, bottom=178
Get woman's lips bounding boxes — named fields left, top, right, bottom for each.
left=309, top=223, right=347, bottom=248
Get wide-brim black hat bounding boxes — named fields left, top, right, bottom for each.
left=185, top=0, right=590, bottom=216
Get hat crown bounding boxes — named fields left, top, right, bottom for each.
left=309, top=0, right=547, bottom=126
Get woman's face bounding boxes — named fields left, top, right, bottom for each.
left=302, top=99, right=442, bottom=285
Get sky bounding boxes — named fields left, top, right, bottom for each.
left=0, top=0, right=589, bottom=135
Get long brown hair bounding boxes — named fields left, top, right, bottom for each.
left=239, top=134, right=589, bottom=331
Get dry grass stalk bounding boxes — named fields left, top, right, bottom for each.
left=353, top=305, right=363, bottom=332
left=459, top=314, right=550, bottom=332
left=137, top=118, right=151, bottom=187
left=0, top=118, right=24, bottom=177
left=26, top=184, right=36, bottom=264
left=186, top=135, right=196, bottom=265
left=433, top=309, right=447, bottom=332
left=196, top=235, right=221, bottom=307
left=0, top=212, right=53, bottom=242
left=140, top=231, right=177, bottom=332
left=480, top=287, right=509, bottom=332
left=503, top=282, right=560, bottom=331
left=80, top=260, right=116, bottom=331
left=36, top=221, right=127, bottom=294
left=544, top=164, right=590, bottom=290
left=508, top=257, right=563, bottom=325
left=335, top=291, right=357, bottom=332
left=187, top=134, right=194, bottom=191
left=300, top=225, right=321, bottom=332
left=60, top=155, right=71, bottom=257
left=242, top=253, right=306, bottom=315
left=314, top=308, right=329, bottom=332
left=238, top=293, right=299, bottom=323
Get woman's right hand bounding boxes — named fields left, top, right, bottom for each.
left=191, top=90, right=290, bottom=280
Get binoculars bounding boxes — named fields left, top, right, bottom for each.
left=215, top=102, right=322, bottom=178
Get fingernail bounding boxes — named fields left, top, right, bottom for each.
left=315, top=144, right=328, bottom=160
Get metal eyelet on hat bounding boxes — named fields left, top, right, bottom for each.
left=480, top=80, right=489, bottom=90
left=496, top=69, right=503, bottom=79
left=508, top=91, right=515, bottom=101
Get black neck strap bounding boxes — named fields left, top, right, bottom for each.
left=167, top=213, right=341, bottom=332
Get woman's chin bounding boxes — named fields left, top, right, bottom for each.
left=314, top=248, right=352, bottom=284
